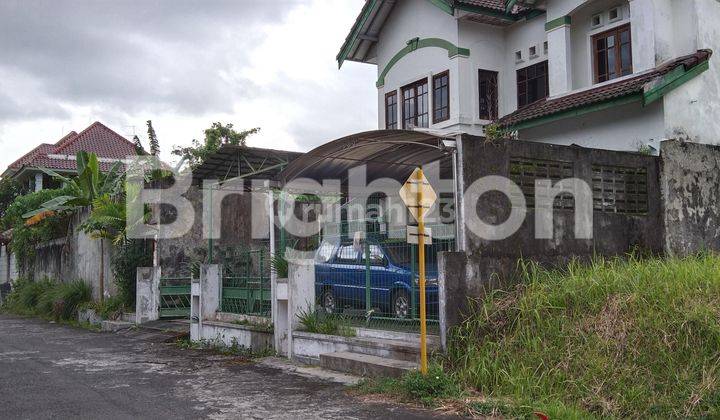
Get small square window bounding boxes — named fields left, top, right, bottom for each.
left=515, top=51, right=523, bottom=62
left=591, top=13, right=602, bottom=27
left=608, top=7, right=622, bottom=22
left=529, top=46, right=537, bottom=58
left=543, top=41, right=548, bottom=55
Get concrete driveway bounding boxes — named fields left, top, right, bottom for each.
left=0, top=315, right=445, bottom=419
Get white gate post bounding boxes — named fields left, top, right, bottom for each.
left=136, top=266, right=161, bottom=323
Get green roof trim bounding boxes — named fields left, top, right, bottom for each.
left=428, top=0, right=454, bottom=15
left=643, top=60, right=710, bottom=105
left=455, top=2, right=519, bottom=22
left=376, top=37, right=470, bottom=88
left=337, top=0, right=378, bottom=68
left=506, top=58, right=709, bottom=131
left=506, top=94, right=643, bottom=131
left=505, top=0, right=519, bottom=14
left=545, top=15, right=572, bottom=31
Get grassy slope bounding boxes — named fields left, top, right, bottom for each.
left=446, top=254, right=720, bottom=418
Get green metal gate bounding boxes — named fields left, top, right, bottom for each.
left=159, top=276, right=192, bottom=318
left=220, top=248, right=271, bottom=317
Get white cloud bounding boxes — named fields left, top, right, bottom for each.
left=0, top=0, right=377, bottom=169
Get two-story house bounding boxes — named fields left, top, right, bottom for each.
left=1, top=121, right=138, bottom=193
left=338, top=0, right=718, bottom=152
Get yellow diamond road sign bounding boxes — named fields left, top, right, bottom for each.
left=399, top=168, right=437, bottom=222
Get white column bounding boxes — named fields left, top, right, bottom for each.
left=286, top=260, right=315, bottom=360
left=34, top=173, right=43, bottom=192
left=547, top=23, right=573, bottom=96
left=135, top=266, right=161, bottom=323
left=629, top=0, right=657, bottom=72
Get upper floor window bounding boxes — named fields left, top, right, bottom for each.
left=432, top=71, right=450, bottom=123
left=517, top=61, right=548, bottom=108
left=402, top=78, right=429, bottom=129
left=593, top=24, right=632, bottom=83
left=385, top=91, right=398, bottom=129
left=478, top=69, right=498, bottom=120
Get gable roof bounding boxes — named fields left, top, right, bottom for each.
left=337, top=0, right=540, bottom=68
left=498, top=49, right=713, bottom=130
left=3, top=121, right=139, bottom=178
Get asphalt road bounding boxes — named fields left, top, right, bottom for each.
left=0, top=315, right=445, bottom=420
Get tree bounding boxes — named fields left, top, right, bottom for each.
left=0, top=178, right=21, bottom=221
left=172, top=122, right=260, bottom=168
left=23, top=152, right=125, bottom=302
left=132, top=135, right=146, bottom=155
left=24, top=151, right=124, bottom=219
left=147, top=120, right=160, bottom=156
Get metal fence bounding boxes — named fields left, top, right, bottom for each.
left=314, top=221, right=455, bottom=333
left=159, top=275, right=192, bottom=318
left=218, top=247, right=271, bottom=317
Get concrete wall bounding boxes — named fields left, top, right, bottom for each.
left=21, top=207, right=117, bottom=300
left=660, top=140, right=720, bottom=255
left=158, top=184, right=269, bottom=277
left=459, top=134, right=663, bottom=293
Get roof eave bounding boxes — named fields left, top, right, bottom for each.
left=503, top=51, right=711, bottom=131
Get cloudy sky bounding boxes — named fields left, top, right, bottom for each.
left=0, top=0, right=376, bottom=168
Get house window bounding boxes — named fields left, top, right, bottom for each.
left=593, top=24, right=632, bottom=83
left=608, top=7, right=622, bottom=22
left=432, top=71, right=450, bottom=123
left=516, top=61, right=549, bottom=108
left=591, top=13, right=602, bottom=28
left=515, top=51, right=523, bottom=62
left=402, top=78, right=429, bottom=129
left=478, top=69, right=498, bottom=120
left=529, top=46, right=537, bottom=58
left=385, top=91, right=398, bottom=129
left=543, top=41, right=548, bottom=55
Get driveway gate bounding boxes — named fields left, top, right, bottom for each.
left=159, top=275, right=192, bottom=318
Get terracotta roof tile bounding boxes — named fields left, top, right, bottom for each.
left=4, top=121, right=138, bottom=176
left=456, top=0, right=526, bottom=13
left=497, top=49, right=713, bottom=128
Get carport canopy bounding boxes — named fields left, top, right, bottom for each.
left=278, top=130, right=454, bottom=186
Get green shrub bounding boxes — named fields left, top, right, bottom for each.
left=111, top=239, right=152, bottom=307
left=3, top=278, right=92, bottom=321
left=1, top=188, right=71, bottom=269
left=445, top=253, right=720, bottom=418
left=82, top=295, right=126, bottom=320
left=358, top=364, right=462, bottom=407
left=297, top=308, right=355, bottom=337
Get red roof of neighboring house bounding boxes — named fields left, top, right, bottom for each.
left=3, top=121, right=138, bottom=177
left=456, top=0, right=527, bottom=14
left=498, top=49, right=713, bottom=129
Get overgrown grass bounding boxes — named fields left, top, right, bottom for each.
left=297, top=308, right=356, bottom=337
left=2, top=278, right=92, bottom=321
left=80, top=295, right=127, bottom=320
left=444, top=253, right=720, bottom=418
left=357, top=364, right=463, bottom=406
left=175, top=337, right=274, bottom=359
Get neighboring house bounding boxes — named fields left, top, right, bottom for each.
left=339, top=0, right=719, bottom=152
left=1, top=121, right=138, bottom=192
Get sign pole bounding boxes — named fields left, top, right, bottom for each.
left=417, top=167, right=428, bottom=375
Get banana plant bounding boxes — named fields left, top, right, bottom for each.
left=22, top=151, right=124, bottom=219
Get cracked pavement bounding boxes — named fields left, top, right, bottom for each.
left=0, top=315, right=446, bottom=419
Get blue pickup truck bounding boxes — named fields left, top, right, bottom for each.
left=314, top=240, right=438, bottom=319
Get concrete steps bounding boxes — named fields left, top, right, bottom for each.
left=319, top=351, right=417, bottom=378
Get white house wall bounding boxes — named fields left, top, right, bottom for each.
left=570, top=0, right=631, bottom=90
left=518, top=100, right=665, bottom=151
left=376, top=0, right=459, bottom=129
left=501, top=16, right=548, bottom=113
left=662, top=0, right=720, bottom=144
